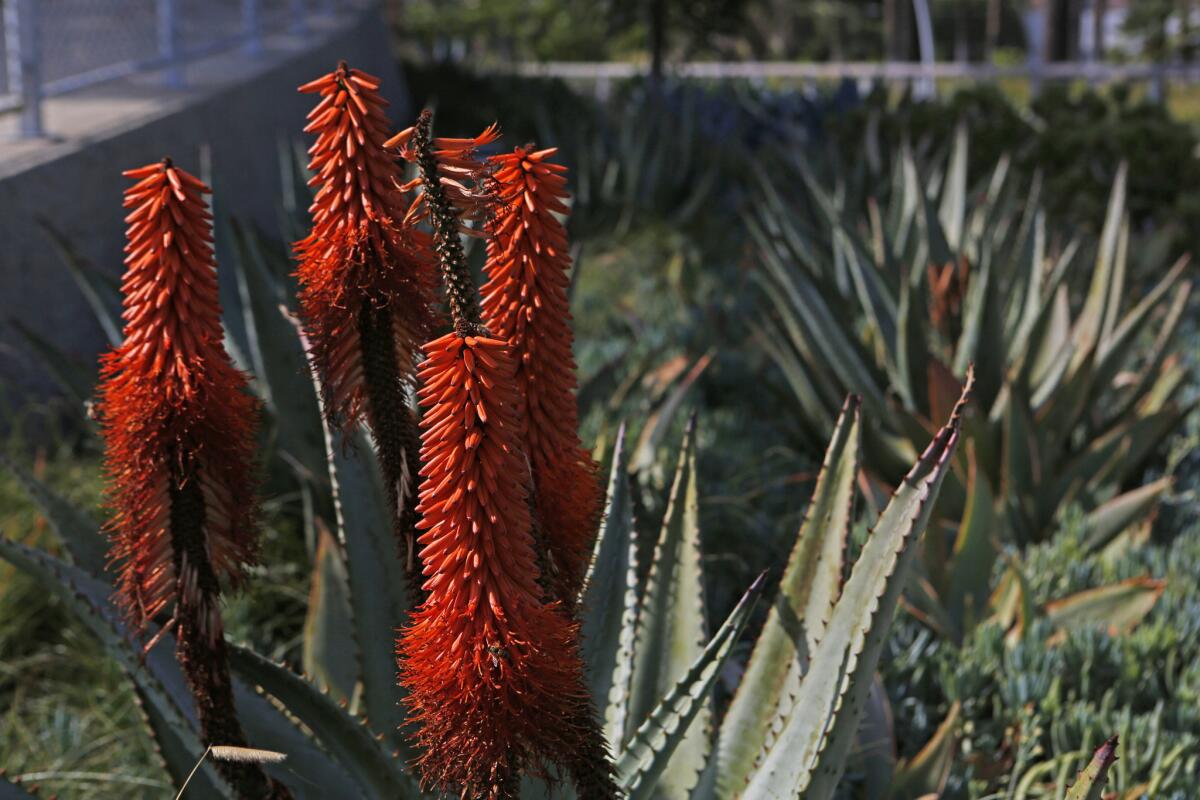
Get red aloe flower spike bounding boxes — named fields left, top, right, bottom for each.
left=480, top=145, right=601, bottom=607
left=399, top=111, right=617, bottom=800
left=294, top=62, right=439, bottom=572
left=400, top=333, right=604, bottom=797
left=100, top=160, right=290, bottom=800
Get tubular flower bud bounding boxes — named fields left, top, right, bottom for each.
left=398, top=333, right=599, bottom=798
left=480, top=146, right=601, bottom=605
left=385, top=120, right=499, bottom=230
left=295, top=63, right=439, bottom=565
left=99, top=160, right=289, bottom=800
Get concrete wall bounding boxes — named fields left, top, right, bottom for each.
left=0, top=8, right=409, bottom=414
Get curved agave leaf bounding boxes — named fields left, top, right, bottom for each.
left=0, top=451, right=108, bottom=578
left=38, top=218, right=124, bottom=348
left=227, top=646, right=419, bottom=799
left=625, top=419, right=710, bottom=798
left=9, top=320, right=97, bottom=411
left=577, top=426, right=641, bottom=748
left=713, top=395, right=861, bottom=797
left=302, top=519, right=358, bottom=703
left=937, top=123, right=967, bottom=253
left=0, top=538, right=230, bottom=799
left=1081, top=477, right=1172, bottom=553
left=945, top=446, right=997, bottom=641
left=1044, top=578, right=1165, bottom=641
left=744, top=371, right=971, bottom=799
left=888, top=702, right=959, bottom=798
left=615, top=574, right=766, bottom=798
left=1078, top=165, right=1127, bottom=353
left=1066, top=736, right=1119, bottom=800
left=230, top=225, right=328, bottom=488
left=319, top=422, right=413, bottom=755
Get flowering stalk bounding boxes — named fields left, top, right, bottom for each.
left=295, top=62, right=439, bottom=572
left=397, top=111, right=616, bottom=798
left=480, top=145, right=602, bottom=607
left=99, top=160, right=289, bottom=800
left=404, top=108, right=487, bottom=335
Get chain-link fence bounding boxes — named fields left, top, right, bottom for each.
left=1, top=0, right=371, bottom=137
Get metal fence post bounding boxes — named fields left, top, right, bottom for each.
left=243, top=0, right=263, bottom=55
left=5, top=0, right=44, bottom=137
left=911, top=0, right=936, bottom=100
left=157, top=0, right=185, bottom=88
left=290, top=0, right=310, bottom=37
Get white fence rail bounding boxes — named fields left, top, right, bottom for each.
left=0, top=0, right=367, bottom=138
left=511, top=60, right=1200, bottom=83
left=508, top=59, right=1194, bottom=104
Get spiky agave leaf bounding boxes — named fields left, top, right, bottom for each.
left=1065, top=736, right=1119, bottom=800
left=624, top=419, right=710, bottom=799
left=614, top=573, right=766, bottom=799
left=713, top=395, right=861, bottom=796
left=744, top=371, right=971, bottom=799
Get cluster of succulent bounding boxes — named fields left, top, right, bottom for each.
left=1, top=64, right=1138, bottom=800
left=830, top=82, right=1200, bottom=260
left=874, top=503, right=1200, bottom=798
left=752, top=124, right=1191, bottom=644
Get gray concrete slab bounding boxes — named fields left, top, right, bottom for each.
left=0, top=6, right=410, bottom=418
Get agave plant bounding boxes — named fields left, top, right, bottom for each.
left=0, top=359, right=972, bottom=800
left=751, top=127, right=1192, bottom=643
left=3, top=345, right=1128, bottom=800
left=1, top=68, right=1125, bottom=800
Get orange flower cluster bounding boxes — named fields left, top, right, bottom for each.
left=295, top=63, right=442, bottom=570
left=100, top=160, right=259, bottom=641
left=399, top=332, right=596, bottom=796
left=294, top=62, right=438, bottom=434
left=99, top=160, right=288, bottom=799
left=481, top=146, right=601, bottom=605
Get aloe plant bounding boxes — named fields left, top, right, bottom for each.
left=2, top=102, right=1127, bottom=799
left=7, top=328, right=1128, bottom=799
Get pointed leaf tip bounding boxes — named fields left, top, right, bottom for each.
left=749, top=570, right=768, bottom=595
left=1065, top=735, right=1118, bottom=800
left=953, top=364, right=975, bottom=424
